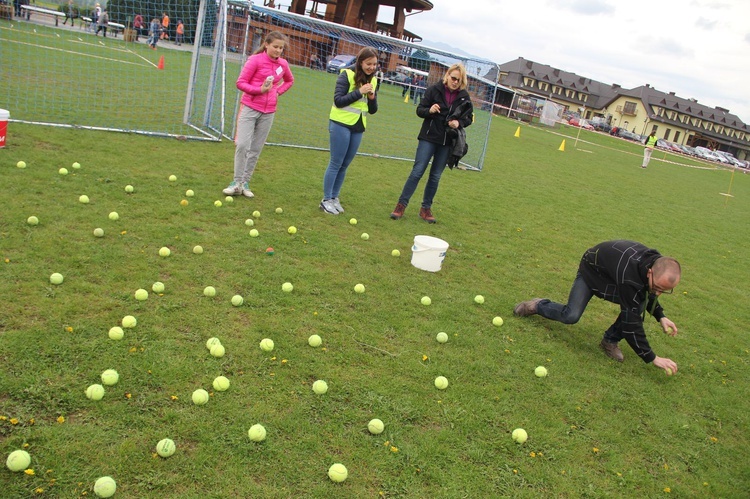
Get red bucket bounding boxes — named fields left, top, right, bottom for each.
left=0, top=109, right=9, bottom=149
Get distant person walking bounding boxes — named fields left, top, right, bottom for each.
left=133, top=14, right=144, bottom=41
left=62, top=0, right=75, bottom=26
left=175, top=19, right=184, bottom=45
left=223, top=31, right=294, bottom=198
left=147, top=17, right=160, bottom=49
left=319, top=47, right=379, bottom=215
left=160, top=12, right=169, bottom=40
left=95, top=9, right=109, bottom=37
left=642, top=130, right=658, bottom=168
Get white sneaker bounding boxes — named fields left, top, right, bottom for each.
left=241, top=182, right=254, bottom=198
left=332, top=198, right=344, bottom=213
left=222, top=181, right=241, bottom=195
left=319, top=199, right=339, bottom=214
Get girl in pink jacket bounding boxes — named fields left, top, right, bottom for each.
left=224, top=31, right=294, bottom=198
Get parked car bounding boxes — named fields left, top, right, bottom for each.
left=656, top=139, right=673, bottom=151
left=695, top=146, right=727, bottom=163
left=382, top=71, right=410, bottom=85
left=612, top=127, right=642, bottom=142
left=326, top=54, right=356, bottom=73
left=590, top=120, right=612, bottom=133
left=568, top=117, right=594, bottom=130
left=675, top=144, right=697, bottom=156
left=715, top=151, right=744, bottom=167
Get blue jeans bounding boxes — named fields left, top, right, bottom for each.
left=536, top=272, right=593, bottom=325
left=398, top=140, right=450, bottom=209
left=323, top=121, right=362, bottom=199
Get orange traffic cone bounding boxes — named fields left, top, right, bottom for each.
left=558, top=139, right=566, bottom=152
left=157, top=55, right=165, bottom=70
left=514, top=126, right=520, bottom=138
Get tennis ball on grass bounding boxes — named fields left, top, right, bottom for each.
left=421, top=296, right=431, bottom=306
left=6, top=450, right=31, bottom=472
left=349, top=218, right=357, bottom=225
left=152, top=282, right=165, bottom=293
left=86, top=384, right=105, bottom=400
left=27, top=216, right=39, bottom=226
left=93, top=228, right=104, bottom=237
left=512, top=428, right=528, bottom=444
left=79, top=195, right=89, bottom=203
left=59, top=168, right=69, bottom=175
left=210, top=344, right=226, bottom=358
left=168, top=175, right=177, bottom=182
left=367, top=418, right=384, bottom=435
left=158, top=247, right=171, bottom=257
left=287, top=226, right=297, bottom=234
left=354, top=283, right=365, bottom=293
left=231, top=294, right=243, bottom=306
left=93, top=476, right=116, bottom=498
left=50, top=272, right=64, bottom=285
left=124, top=184, right=134, bottom=193
left=474, top=295, right=485, bottom=304
left=312, top=380, right=328, bottom=394
left=180, top=199, right=188, bottom=206
left=16, top=161, right=26, bottom=168
left=224, top=196, right=233, bottom=203
left=108, top=326, right=124, bottom=340
left=275, top=207, right=283, bottom=214
left=436, top=332, right=448, bottom=343
left=252, top=210, right=261, bottom=218
left=534, top=366, right=548, bottom=378
left=260, top=338, right=274, bottom=352
left=308, top=334, right=322, bottom=347
left=214, top=200, right=222, bottom=207
left=121, top=315, right=137, bottom=328
left=192, top=389, right=209, bottom=405
left=245, top=219, right=254, bottom=227
left=186, top=189, right=194, bottom=197
left=361, top=232, right=369, bottom=240
left=391, top=249, right=400, bottom=257
left=282, top=282, right=293, bottom=292
left=193, top=245, right=204, bottom=254
left=134, top=288, right=148, bottom=301
left=101, top=369, right=119, bottom=386
left=156, top=438, right=176, bottom=458
left=108, top=212, right=119, bottom=221
left=213, top=376, right=230, bottom=391
left=249, top=229, right=259, bottom=237
left=493, top=316, right=504, bottom=327
left=205, top=337, right=221, bottom=350
left=72, top=162, right=81, bottom=169
left=203, top=286, right=216, bottom=297
left=434, top=376, right=449, bottom=390
left=248, top=424, right=267, bottom=442
left=328, top=463, right=348, bottom=482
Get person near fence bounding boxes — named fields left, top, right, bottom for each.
left=62, top=0, right=75, bottom=26
left=95, top=9, right=109, bottom=37
left=160, top=12, right=169, bottom=40
left=175, top=20, right=184, bottom=45
left=642, top=130, right=658, bottom=168
left=133, top=13, right=144, bottom=41
left=319, top=47, right=379, bottom=215
left=223, top=31, right=294, bottom=199
left=390, top=63, right=473, bottom=223
left=513, top=240, right=681, bottom=373
left=147, top=17, right=160, bottom=49
left=414, top=76, right=426, bottom=106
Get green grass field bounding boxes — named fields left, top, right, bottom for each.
left=1, top=113, right=749, bottom=497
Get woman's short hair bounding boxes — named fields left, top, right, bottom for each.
left=442, top=64, right=468, bottom=90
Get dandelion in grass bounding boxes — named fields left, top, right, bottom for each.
left=710, top=436, right=718, bottom=442
left=125, top=393, right=132, bottom=399
left=530, top=452, right=536, bottom=458
left=664, top=487, right=671, bottom=493
left=35, top=488, right=44, bottom=494
left=0, top=416, right=7, bottom=421
left=170, top=395, right=178, bottom=401
left=422, top=355, right=428, bottom=361
left=23, top=443, right=30, bottom=448
left=25, top=469, right=35, bottom=475
left=57, top=416, right=65, bottom=423
left=390, top=446, right=398, bottom=453
left=10, top=418, right=19, bottom=425
left=65, top=326, right=73, bottom=332
left=281, top=359, right=287, bottom=364
left=592, top=447, right=599, bottom=453
left=513, top=469, right=518, bottom=474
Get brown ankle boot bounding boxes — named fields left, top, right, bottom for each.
left=390, top=203, right=406, bottom=220
left=419, top=207, right=436, bottom=223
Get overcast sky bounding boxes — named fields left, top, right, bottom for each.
left=386, top=0, right=750, bottom=123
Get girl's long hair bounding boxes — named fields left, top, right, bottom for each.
left=253, top=31, right=288, bottom=55
left=353, top=47, right=379, bottom=87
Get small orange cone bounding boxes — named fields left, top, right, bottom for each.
left=558, top=139, right=566, bottom=152
left=157, top=55, right=165, bottom=70
left=514, top=126, right=520, bottom=138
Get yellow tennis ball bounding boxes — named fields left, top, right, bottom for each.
left=354, top=283, right=365, bottom=293
left=180, top=199, right=188, bottom=206
left=101, top=369, right=119, bottom=386
left=16, top=161, right=27, bottom=169
left=193, top=245, right=204, bottom=254
left=391, top=249, right=400, bottom=257
left=474, top=295, right=485, bottom=304
left=203, top=286, right=216, bottom=297
left=249, top=229, right=259, bottom=237
left=349, top=218, right=357, bottom=225
left=260, top=338, right=274, bottom=352
left=108, top=326, right=124, bottom=340
left=94, top=476, right=117, bottom=498
left=434, top=376, right=448, bottom=390
left=158, top=247, right=171, bottom=257
left=6, top=450, right=31, bottom=472
left=282, top=282, right=293, bottom=293
left=421, top=296, right=431, bottom=306
left=213, top=376, right=230, bottom=391
left=78, top=194, right=89, bottom=203
left=205, top=337, right=222, bottom=350
left=210, top=343, right=226, bottom=358
left=512, top=428, right=528, bottom=444
left=361, top=232, right=369, bottom=240
left=122, top=315, right=137, bottom=328
left=108, top=212, right=119, bottom=221
left=27, top=216, right=39, bottom=226
left=134, top=288, right=148, bottom=301
left=125, top=184, right=134, bottom=193
left=312, top=380, right=328, bottom=394
left=93, top=228, right=104, bottom=237
left=185, top=189, right=194, bottom=197
left=436, top=332, right=448, bottom=343
left=275, top=207, right=283, bottom=214
left=50, top=272, right=64, bottom=285
left=214, top=200, right=222, bottom=207
left=72, top=162, right=81, bottom=169
left=367, top=418, right=384, bottom=435
left=224, top=196, right=233, bottom=203
left=493, top=316, right=504, bottom=326
left=328, top=463, right=348, bottom=482
left=287, top=226, right=297, bottom=234
left=245, top=219, right=254, bottom=227
left=666, top=367, right=674, bottom=376
left=252, top=210, right=261, bottom=218
left=231, top=294, right=243, bottom=306
left=308, top=334, right=322, bottom=347
left=152, top=282, right=165, bottom=293
left=168, top=175, right=177, bottom=182
left=86, top=384, right=105, bottom=401
left=248, top=423, right=266, bottom=442
left=59, top=168, right=69, bottom=175
left=156, top=438, right=176, bottom=458
left=534, top=366, right=548, bottom=378
left=191, top=389, right=209, bottom=405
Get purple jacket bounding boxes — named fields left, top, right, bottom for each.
left=237, top=51, right=294, bottom=114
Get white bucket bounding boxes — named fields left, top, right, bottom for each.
left=411, top=235, right=449, bottom=272
left=0, top=109, right=8, bottom=149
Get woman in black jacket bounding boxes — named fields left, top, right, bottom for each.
left=390, top=64, right=473, bottom=223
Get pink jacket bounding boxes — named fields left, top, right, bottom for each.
left=236, top=51, right=294, bottom=114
